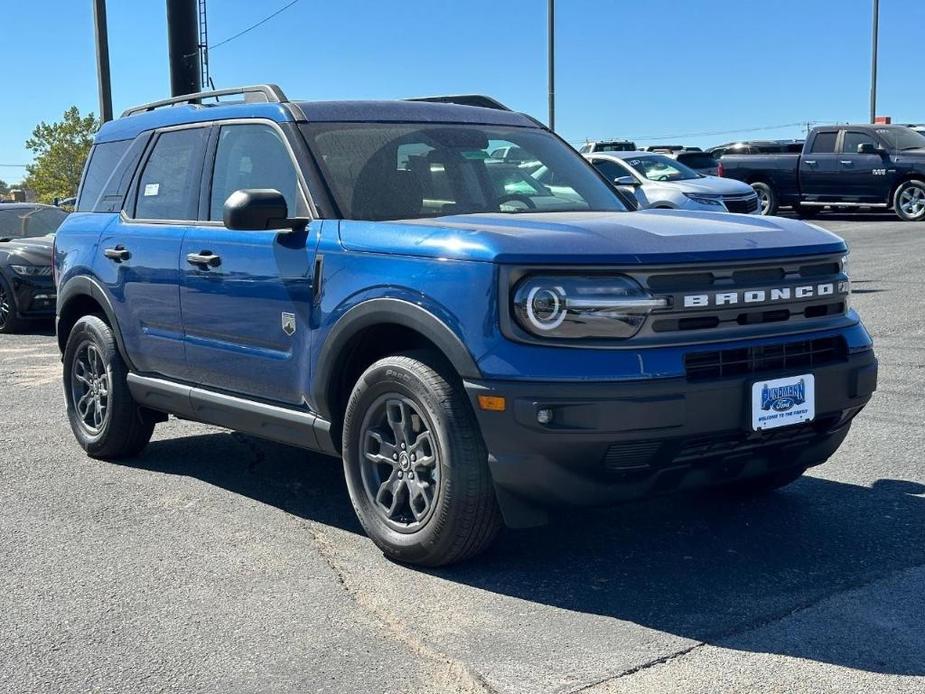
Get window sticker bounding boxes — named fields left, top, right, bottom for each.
left=143, top=183, right=160, bottom=197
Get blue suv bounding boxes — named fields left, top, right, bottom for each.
left=55, top=85, right=877, bottom=565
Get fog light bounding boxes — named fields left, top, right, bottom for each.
left=536, top=408, right=554, bottom=425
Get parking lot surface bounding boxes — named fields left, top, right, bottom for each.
left=1, top=215, right=923, bottom=693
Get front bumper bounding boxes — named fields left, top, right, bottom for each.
left=6, top=273, right=56, bottom=318
left=465, top=348, right=877, bottom=526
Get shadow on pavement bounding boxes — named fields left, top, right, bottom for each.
left=127, top=432, right=925, bottom=676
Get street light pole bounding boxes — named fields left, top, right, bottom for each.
left=92, top=0, right=113, bottom=122
left=547, top=0, right=555, bottom=131
left=869, top=0, right=879, bottom=123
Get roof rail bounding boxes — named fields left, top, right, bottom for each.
left=121, top=84, right=288, bottom=117
left=405, top=94, right=511, bottom=111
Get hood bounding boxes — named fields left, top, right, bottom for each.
left=655, top=175, right=754, bottom=196
left=0, top=236, right=54, bottom=266
left=339, top=210, right=846, bottom=265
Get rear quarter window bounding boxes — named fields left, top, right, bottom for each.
left=76, top=140, right=131, bottom=211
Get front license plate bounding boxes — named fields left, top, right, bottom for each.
left=751, top=374, right=815, bottom=431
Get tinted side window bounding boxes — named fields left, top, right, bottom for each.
left=810, top=132, right=837, bottom=153
left=92, top=133, right=151, bottom=213
left=77, top=140, right=130, bottom=212
left=592, top=159, right=629, bottom=181
left=134, top=128, right=207, bottom=221
left=209, top=124, right=300, bottom=221
left=842, top=131, right=876, bottom=153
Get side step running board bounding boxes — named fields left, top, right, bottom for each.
left=126, top=373, right=337, bottom=456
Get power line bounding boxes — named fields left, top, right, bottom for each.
left=0, top=164, right=29, bottom=168
left=565, top=120, right=833, bottom=146
left=209, top=0, right=301, bottom=50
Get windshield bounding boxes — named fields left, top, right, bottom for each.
left=301, top=123, right=627, bottom=220
left=876, top=127, right=925, bottom=151
left=0, top=205, right=68, bottom=240
left=622, top=154, right=702, bottom=182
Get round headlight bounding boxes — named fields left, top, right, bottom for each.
left=526, top=285, right=567, bottom=330
left=512, top=274, right=666, bottom=340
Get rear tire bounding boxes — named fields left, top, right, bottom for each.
left=751, top=182, right=777, bottom=216
left=0, top=275, right=26, bottom=334
left=893, top=180, right=925, bottom=221
left=718, top=465, right=807, bottom=497
left=342, top=353, right=503, bottom=566
left=63, top=315, right=155, bottom=459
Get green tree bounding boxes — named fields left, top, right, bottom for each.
left=0, top=179, right=9, bottom=197
left=22, top=107, right=99, bottom=204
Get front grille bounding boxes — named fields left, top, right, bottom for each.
left=684, top=336, right=847, bottom=381
left=722, top=194, right=759, bottom=214
left=636, top=254, right=849, bottom=339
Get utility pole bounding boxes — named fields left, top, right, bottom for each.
left=547, top=0, right=555, bottom=131
left=92, top=0, right=113, bottom=122
left=869, top=0, right=879, bottom=123
left=166, top=0, right=202, bottom=97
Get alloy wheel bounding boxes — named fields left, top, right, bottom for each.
left=899, top=185, right=925, bottom=219
left=359, top=395, right=440, bottom=532
left=756, top=188, right=771, bottom=215
left=0, top=283, right=9, bottom=329
left=70, top=342, right=111, bottom=435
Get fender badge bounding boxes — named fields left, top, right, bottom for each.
left=281, top=312, right=296, bottom=336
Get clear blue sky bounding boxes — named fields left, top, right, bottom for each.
left=2, top=0, right=922, bottom=183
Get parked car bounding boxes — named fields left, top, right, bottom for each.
left=0, top=203, right=66, bottom=333
left=708, top=140, right=804, bottom=157
left=55, top=85, right=876, bottom=566
left=586, top=151, right=760, bottom=214
left=664, top=149, right=720, bottom=176
left=718, top=125, right=925, bottom=219
left=578, top=139, right=637, bottom=153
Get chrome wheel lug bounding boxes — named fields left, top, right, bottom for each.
left=397, top=471, right=403, bottom=479
left=400, top=442, right=406, bottom=450
left=410, top=454, right=416, bottom=462
left=408, top=471, right=414, bottom=480
left=392, top=453, right=398, bottom=461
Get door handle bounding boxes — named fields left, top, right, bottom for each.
left=186, top=251, right=221, bottom=268
left=103, top=246, right=131, bottom=262
left=840, top=160, right=854, bottom=166
left=804, top=160, right=817, bottom=166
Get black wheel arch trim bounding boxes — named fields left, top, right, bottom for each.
left=312, top=298, right=482, bottom=420
left=56, top=275, right=135, bottom=370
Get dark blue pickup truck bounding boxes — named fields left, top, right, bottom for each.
left=719, top=124, right=925, bottom=220
left=54, top=85, right=877, bottom=565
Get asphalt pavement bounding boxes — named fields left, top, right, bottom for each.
left=1, top=214, right=923, bottom=693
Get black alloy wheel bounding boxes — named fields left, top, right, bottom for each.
left=359, top=395, right=440, bottom=531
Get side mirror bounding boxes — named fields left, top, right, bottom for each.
left=614, top=175, right=640, bottom=187
left=857, top=143, right=878, bottom=155
left=223, top=189, right=307, bottom=232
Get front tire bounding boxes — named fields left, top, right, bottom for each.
left=342, top=353, right=502, bottom=566
left=63, top=315, right=155, bottom=459
left=751, top=182, right=777, bottom=216
left=0, top=275, right=26, bottom=334
left=893, top=180, right=925, bottom=221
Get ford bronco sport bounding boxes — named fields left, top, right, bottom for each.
left=55, top=85, right=877, bottom=566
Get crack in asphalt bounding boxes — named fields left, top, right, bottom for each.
left=570, top=560, right=925, bottom=693
left=226, top=433, right=497, bottom=694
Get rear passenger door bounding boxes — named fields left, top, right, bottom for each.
left=799, top=130, right=841, bottom=201
left=98, top=125, right=209, bottom=379
left=838, top=130, right=891, bottom=203
left=180, top=121, right=318, bottom=406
